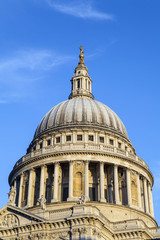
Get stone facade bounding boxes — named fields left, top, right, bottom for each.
left=0, top=47, right=160, bottom=240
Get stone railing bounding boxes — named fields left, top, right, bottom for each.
left=14, top=143, right=149, bottom=171
left=149, top=227, right=160, bottom=237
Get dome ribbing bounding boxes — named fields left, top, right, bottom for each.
left=34, top=98, right=128, bottom=140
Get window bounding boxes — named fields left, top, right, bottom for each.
left=33, top=145, right=36, bottom=151
left=66, top=135, right=71, bottom=142
left=118, top=142, right=121, bottom=148
left=78, top=71, right=81, bottom=74
left=88, top=81, right=90, bottom=91
left=77, top=135, right=82, bottom=141
left=99, top=136, right=104, bottom=143
left=40, top=143, right=42, bottom=149
left=85, top=79, right=87, bottom=89
left=47, top=139, right=51, bottom=146
left=77, top=79, right=80, bottom=89
left=109, top=139, right=114, bottom=145
left=56, top=137, right=60, bottom=143
left=88, top=135, right=94, bottom=141
left=125, top=146, right=128, bottom=151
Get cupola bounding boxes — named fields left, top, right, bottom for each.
left=69, top=46, right=94, bottom=100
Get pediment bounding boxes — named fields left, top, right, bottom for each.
left=0, top=204, right=45, bottom=229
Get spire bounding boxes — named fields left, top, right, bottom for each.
left=68, top=47, right=94, bottom=100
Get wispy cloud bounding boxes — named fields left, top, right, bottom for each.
left=0, top=49, right=72, bottom=73
left=0, top=49, right=73, bottom=103
left=45, top=0, right=114, bottom=20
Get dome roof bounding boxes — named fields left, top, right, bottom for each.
left=34, top=98, right=128, bottom=140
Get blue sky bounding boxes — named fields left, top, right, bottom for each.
left=0, top=0, right=160, bottom=224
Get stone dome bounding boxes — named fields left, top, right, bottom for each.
left=6, top=48, right=156, bottom=240
left=34, top=98, right=129, bottom=140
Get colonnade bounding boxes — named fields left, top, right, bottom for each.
left=14, top=161, right=154, bottom=217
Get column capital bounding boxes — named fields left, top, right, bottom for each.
left=68, top=160, right=74, bottom=165
left=114, top=163, right=118, bottom=168
left=40, top=164, right=47, bottom=169
left=100, top=161, right=104, bottom=165
left=29, top=168, right=35, bottom=173
left=54, top=162, right=60, bottom=166
left=84, top=160, right=90, bottom=164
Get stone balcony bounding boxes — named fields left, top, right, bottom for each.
left=14, top=142, right=149, bottom=171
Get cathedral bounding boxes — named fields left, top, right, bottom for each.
left=0, top=47, right=160, bottom=240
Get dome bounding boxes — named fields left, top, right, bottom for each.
left=6, top=48, right=156, bottom=240
left=34, top=98, right=129, bottom=140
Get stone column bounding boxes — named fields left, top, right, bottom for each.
left=67, top=161, right=74, bottom=201
left=148, top=183, right=154, bottom=217
left=137, top=173, right=142, bottom=209
left=73, top=132, right=76, bottom=143
left=18, top=173, right=24, bottom=208
left=95, top=132, right=98, bottom=144
left=144, top=178, right=149, bottom=214
left=84, top=161, right=89, bottom=200
left=39, top=165, right=46, bottom=199
left=43, top=139, right=46, bottom=148
left=61, top=133, right=65, bottom=145
left=13, top=178, right=16, bottom=189
left=100, top=162, right=106, bottom=202
left=114, top=165, right=120, bottom=204
left=27, top=169, right=35, bottom=207
left=52, top=163, right=59, bottom=202
left=126, top=168, right=132, bottom=206
left=51, top=135, right=54, bottom=145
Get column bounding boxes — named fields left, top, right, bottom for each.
left=18, top=173, right=24, bottom=208
left=114, top=165, right=120, bottom=204
left=43, top=139, right=46, bottom=147
left=51, top=135, right=54, bottom=145
left=61, top=133, right=65, bottom=145
left=67, top=161, right=74, bottom=201
left=84, top=161, right=89, bottom=201
left=13, top=178, right=16, bottom=189
left=126, top=168, right=132, bottom=206
left=148, top=183, right=154, bottom=217
left=27, top=169, right=35, bottom=207
left=95, top=132, right=98, bottom=144
left=100, top=162, right=106, bottom=202
left=137, top=173, right=142, bottom=209
left=52, top=163, right=59, bottom=202
left=144, top=178, right=149, bottom=214
left=39, top=165, right=46, bottom=200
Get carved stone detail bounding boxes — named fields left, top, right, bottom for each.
left=0, top=214, right=19, bottom=228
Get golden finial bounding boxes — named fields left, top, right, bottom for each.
left=79, top=46, right=84, bottom=63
